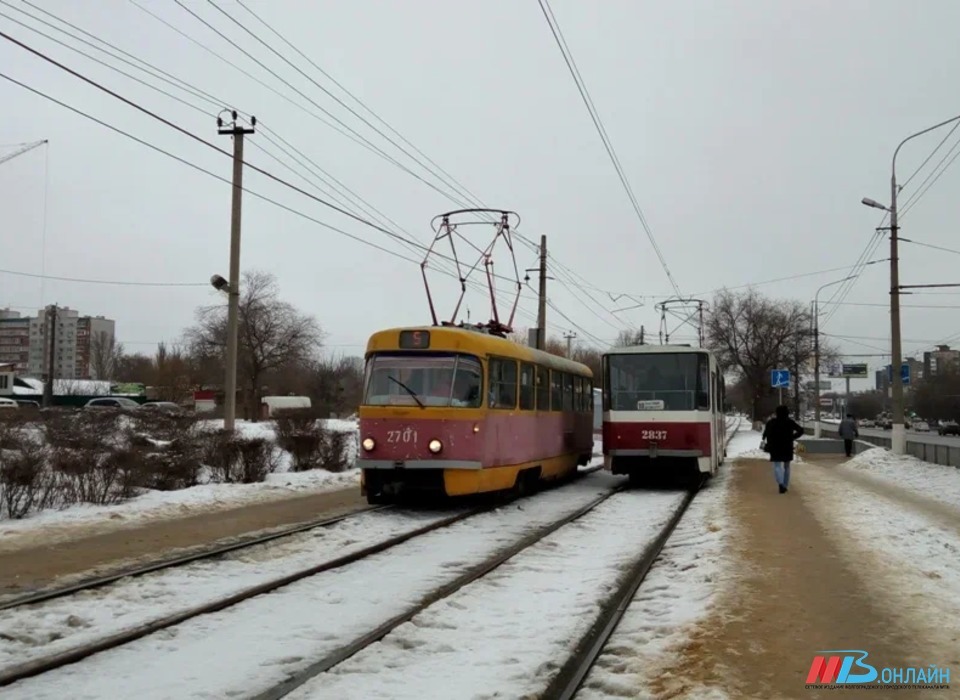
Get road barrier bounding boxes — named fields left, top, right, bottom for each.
left=803, top=423, right=960, bottom=469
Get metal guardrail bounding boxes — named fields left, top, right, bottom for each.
left=802, top=422, right=960, bottom=469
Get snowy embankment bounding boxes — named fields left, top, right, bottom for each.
left=0, top=419, right=360, bottom=549
left=577, top=426, right=758, bottom=700
left=801, top=461, right=960, bottom=658
left=0, top=507, right=455, bottom=673
left=836, top=446, right=960, bottom=512
left=292, top=491, right=686, bottom=699
left=2, top=475, right=625, bottom=700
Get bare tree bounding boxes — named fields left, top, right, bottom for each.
left=705, top=288, right=816, bottom=421
left=90, top=332, right=123, bottom=380
left=613, top=329, right=646, bottom=347
left=185, top=270, right=324, bottom=420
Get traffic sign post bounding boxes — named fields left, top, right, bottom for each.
left=771, top=369, right=790, bottom=405
left=886, top=363, right=911, bottom=386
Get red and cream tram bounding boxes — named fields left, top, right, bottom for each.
left=601, top=344, right=726, bottom=485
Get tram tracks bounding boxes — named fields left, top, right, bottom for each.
left=0, top=505, right=389, bottom=611
left=0, top=505, right=480, bottom=688
left=0, top=424, right=736, bottom=697
left=0, top=466, right=607, bottom=691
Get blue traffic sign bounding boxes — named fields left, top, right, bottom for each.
left=887, top=363, right=910, bottom=385
left=771, top=369, right=791, bottom=388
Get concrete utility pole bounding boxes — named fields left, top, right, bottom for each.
left=536, top=234, right=547, bottom=350
left=218, top=110, right=255, bottom=431
left=862, top=111, right=960, bottom=454
left=43, top=304, right=56, bottom=407
left=564, top=331, right=577, bottom=357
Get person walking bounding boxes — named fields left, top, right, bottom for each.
left=838, top=413, right=859, bottom=457
left=762, top=405, right=805, bottom=493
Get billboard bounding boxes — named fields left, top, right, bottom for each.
left=840, top=363, right=868, bottom=378
left=803, top=380, right=832, bottom=391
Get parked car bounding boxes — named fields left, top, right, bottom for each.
left=0, top=397, right=18, bottom=411
left=939, top=421, right=960, bottom=436
left=913, top=420, right=931, bottom=432
left=139, top=401, right=187, bottom=414
left=84, top=397, right=141, bottom=410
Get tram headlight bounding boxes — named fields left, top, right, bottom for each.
left=428, top=439, right=442, bottom=454
left=362, top=437, right=375, bottom=451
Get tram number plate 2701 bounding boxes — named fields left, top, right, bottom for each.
left=641, top=429, right=667, bottom=441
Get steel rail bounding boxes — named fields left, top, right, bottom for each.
left=0, top=504, right=487, bottom=688
left=0, top=464, right=608, bottom=689
left=547, top=417, right=743, bottom=699
left=250, top=484, right=627, bottom=700
left=0, top=505, right=389, bottom=611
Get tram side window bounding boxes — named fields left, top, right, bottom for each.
left=489, top=358, right=518, bottom=409
left=550, top=370, right=563, bottom=411
left=697, top=354, right=710, bottom=410
left=573, top=376, right=582, bottom=411
left=536, top=365, right=549, bottom=410
left=519, top=363, right=535, bottom=410
left=562, top=373, right=574, bottom=411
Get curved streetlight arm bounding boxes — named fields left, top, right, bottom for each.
left=893, top=112, right=960, bottom=183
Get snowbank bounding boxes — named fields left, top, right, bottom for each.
left=802, top=463, right=960, bottom=656
left=837, top=446, right=960, bottom=512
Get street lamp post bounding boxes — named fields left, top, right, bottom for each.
left=813, top=276, right=855, bottom=438
left=862, top=111, right=960, bottom=455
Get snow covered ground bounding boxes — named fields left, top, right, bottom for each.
left=0, top=419, right=360, bottom=550
left=576, top=426, right=758, bottom=700
left=0, top=507, right=460, bottom=673
left=1, top=473, right=628, bottom=700
left=291, top=491, right=687, bottom=699
left=833, top=445, right=960, bottom=511
left=801, top=461, right=960, bottom=658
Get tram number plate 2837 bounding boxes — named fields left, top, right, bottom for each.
left=641, top=429, right=667, bottom=441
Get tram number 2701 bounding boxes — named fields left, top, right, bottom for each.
left=386, top=428, right=418, bottom=444
left=641, top=430, right=668, bottom=441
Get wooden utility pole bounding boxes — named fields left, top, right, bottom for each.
left=564, top=331, right=577, bottom=358
left=43, top=304, right=56, bottom=407
left=536, top=234, right=547, bottom=350
left=217, top=110, right=255, bottom=431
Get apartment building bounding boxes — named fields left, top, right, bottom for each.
left=0, top=307, right=116, bottom=380
left=923, top=345, right=960, bottom=378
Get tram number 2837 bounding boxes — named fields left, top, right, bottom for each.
left=641, top=429, right=668, bottom=441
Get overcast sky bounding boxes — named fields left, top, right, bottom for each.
left=2, top=0, right=959, bottom=390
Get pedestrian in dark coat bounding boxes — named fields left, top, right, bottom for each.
left=838, top=413, right=859, bottom=457
left=762, top=405, right=805, bottom=493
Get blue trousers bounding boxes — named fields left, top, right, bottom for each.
left=773, top=461, right=791, bottom=488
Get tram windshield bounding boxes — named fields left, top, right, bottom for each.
left=363, top=352, right=483, bottom=408
left=605, top=352, right=710, bottom=411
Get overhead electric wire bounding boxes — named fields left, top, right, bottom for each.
left=234, top=0, right=485, bottom=213
left=822, top=122, right=960, bottom=326
left=535, top=0, right=682, bottom=299
left=169, top=0, right=474, bottom=208
left=0, top=68, right=549, bottom=331
left=0, top=6, right=472, bottom=293
left=0, top=267, right=207, bottom=287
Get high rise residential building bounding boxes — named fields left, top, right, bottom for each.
left=0, top=306, right=116, bottom=380
left=923, top=345, right=960, bottom=378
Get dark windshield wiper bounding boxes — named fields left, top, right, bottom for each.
left=387, top=375, right=425, bottom=408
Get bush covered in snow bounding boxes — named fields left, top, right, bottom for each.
left=0, top=408, right=357, bottom=520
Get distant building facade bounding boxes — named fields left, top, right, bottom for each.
left=924, top=345, right=960, bottom=378
left=0, top=306, right=116, bottom=380
left=875, top=357, right=924, bottom=392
